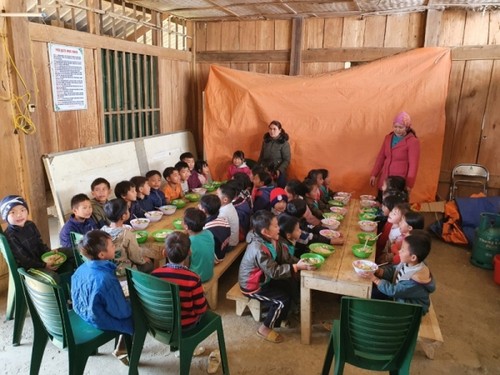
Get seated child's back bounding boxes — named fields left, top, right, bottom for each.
left=71, top=230, right=133, bottom=335
left=101, top=198, right=153, bottom=276
left=183, top=208, right=215, bottom=283
left=152, top=232, right=207, bottom=328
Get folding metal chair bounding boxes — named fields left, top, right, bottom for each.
left=449, top=163, right=489, bottom=200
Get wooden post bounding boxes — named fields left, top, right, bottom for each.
left=290, top=17, right=304, bottom=76
left=5, top=0, right=50, bottom=243
left=424, top=9, right=442, bottom=46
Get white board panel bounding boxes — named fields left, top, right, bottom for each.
left=43, top=141, right=140, bottom=226
left=43, top=131, right=196, bottom=228
left=142, top=131, right=197, bottom=174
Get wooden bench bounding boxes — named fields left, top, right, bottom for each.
left=226, top=291, right=443, bottom=359
left=202, top=242, right=246, bottom=309
left=417, top=301, right=443, bottom=359
left=226, top=282, right=262, bottom=321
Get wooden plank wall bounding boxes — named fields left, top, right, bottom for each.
left=194, top=9, right=500, bottom=197
left=0, top=19, right=24, bottom=289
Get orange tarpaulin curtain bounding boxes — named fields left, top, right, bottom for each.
left=204, top=48, right=451, bottom=203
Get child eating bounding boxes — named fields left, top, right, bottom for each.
left=90, top=177, right=111, bottom=228
left=162, top=167, right=183, bottom=202
left=238, top=210, right=314, bottom=343
left=370, top=230, right=436, bottom=315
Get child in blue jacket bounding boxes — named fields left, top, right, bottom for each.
left=370, top=230, right=436, bottom=315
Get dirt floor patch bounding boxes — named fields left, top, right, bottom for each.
left=1, top=238, right=499, bottom=374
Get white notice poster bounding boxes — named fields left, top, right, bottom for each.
left=48, top=43, right=87, bottom=111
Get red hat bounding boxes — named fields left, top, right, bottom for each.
left=270, top=188, right=288, bottom=207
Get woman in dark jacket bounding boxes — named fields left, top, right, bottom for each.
left=258, top=120, right=291, bottom=188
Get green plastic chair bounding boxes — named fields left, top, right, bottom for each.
left=126, top=268, right=230, bottom=375
left=70, top=231, right=86, bottom=267
left=0, top=233, right=28, bottom=346
left=18, top=268, right=123, bottom=375
left=321, top=297, right=423, bottom=375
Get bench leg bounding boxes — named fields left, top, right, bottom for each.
left=247, top=299, right=261, bottom=322
left=206, top=285, right=218, bottom=310
left=419, top=338, right=442, bottom=359
left=235, top=301, right=248, bottom=316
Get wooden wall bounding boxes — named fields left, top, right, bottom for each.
left=194, top=10, right=500, bottom=198
left=0, top=20, right=193, bottom=289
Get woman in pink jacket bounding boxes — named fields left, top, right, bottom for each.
left=370, top=111, right=420, bottom=198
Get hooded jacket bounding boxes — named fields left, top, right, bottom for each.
left=238, top=231, right=296, bottom=294
left=377, top=261, right=436, bottom=315
left=258, top=132, right=291, bottom=174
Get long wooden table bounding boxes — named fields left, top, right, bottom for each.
left=139, top=201, right=199, bottom=261
left=300, top=198, right=375, bottom=344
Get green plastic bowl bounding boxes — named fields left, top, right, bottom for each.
left=151, top=229, right=174, bottom=242
left=134, top=230, right=149, bottom=244
left=300, top=253, right=325, bottom=268
left=171, top=199, right=186, bottom=208
left=357, top=232, right=378, bottom=246
left=358, top=213, right=377, bottom=221
left=173, top=218, right=184, bottom=230
left=308, top=243, right=335, bottom=258
left=352, top=244, right=374, bottom=259
left=202, top=183, right=217, bottom=192
left=360, top=207, right=378, bottom=214
left=41, top=251, right=67, bottom=269
left=184, top=193, right=201, bottom=202
left=328, top=199, right=344, bottom=207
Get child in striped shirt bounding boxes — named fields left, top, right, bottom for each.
left=151, top=231, right=207, bottom=328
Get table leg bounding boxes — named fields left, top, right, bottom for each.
left=301, top=277, right=312, bottom=345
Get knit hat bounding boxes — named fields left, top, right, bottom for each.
left=0, top=195, right=29, bottom=221
left=270, top=188, right=288, bottom=207
left=393, top=111, right=412, bottom=128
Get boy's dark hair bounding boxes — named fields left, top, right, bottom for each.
left=317, top=169, right=329, bottom=179
left=91, top=177, right=110, bottom=191
left=394, top=202, right=411, bottom=216
left=233, top=150, right=245, bottom=160
left=306, top=169, right=322, bottom=181
left=199, top=194, right=221, bottom=216
left=114, top=180, right=135, bottom=199
left=183, top=207, right=206, bottom=232
left=252, top=167, right=272, bottom=186
left=80, top=230, right=111, bottom=260
left=104, top=198, right=128, bottom=222
left=303, top=178, right=318, bottom=194
left=285, top=179, right=308, bottom=197
left=286, top=199, right=307, bottom=218
left=232, top=172, right=252, bottom=191
left=130, top=176, right=147, bottom=192
left=278, top=214, right=299, bottom=238
left=218, top=183, right=237, bottom=201
left=165, top=231, right=191, bottom=263
left=405, top=230, right=431, bottom=262
left=71, top=194, right=91, bottom=209
left=382, top=193, right=408, bottom=212
left=225, top=179, right=243, bottom=195
left=252, top=210, right=275, bottom=240
left=180, top=152, right=194, bottom=161
left=146, top=170, right=161, bottom=179
left=163, top=167, right=176, bottom=180
left=385, top=176, right=407, bottom=192
left=175, top=161, right=189, bottom=171
left=404, top=211, right=425, bottom=230
left=195, top=160, right=208, bottom=174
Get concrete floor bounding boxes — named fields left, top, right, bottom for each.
left=1, top=236, right=499, bottom=374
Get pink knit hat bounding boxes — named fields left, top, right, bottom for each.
left=393, top=111, right=412, bottom=128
